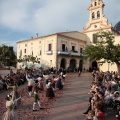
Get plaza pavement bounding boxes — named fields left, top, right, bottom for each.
left=0, top=71, right=115, bottom=120
left=43, top=72, right=115, bottom=120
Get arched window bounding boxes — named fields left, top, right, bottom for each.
left=92, top=12, right=95, bottom=19
left=97, top=11, right=100, bottom=18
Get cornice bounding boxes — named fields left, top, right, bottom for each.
left=57, top=34, right=87, bottom=43
left=82, top=27, right=112, bottom=33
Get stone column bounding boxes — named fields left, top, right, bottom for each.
left=76, top=59, right=80, bottom=69
left=66, top=58, right=70, bottom=69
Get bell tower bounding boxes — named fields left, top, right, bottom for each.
left=82, top=0, right=112, bottom=34
left=89, top=0, right=104, bottom=22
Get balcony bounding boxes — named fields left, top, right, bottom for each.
left=46, top=51, right=52, bottom=55
left=58, top=50, right=70, bottom=55
left=70, top=52, right=81, bottom=56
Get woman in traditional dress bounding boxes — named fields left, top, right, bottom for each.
left=56, top=75, right=63, bottom=90
left=10, top=86, right=21, bottom=109
left=46, top=81, right=55, bottom=99
left=2, top=90, right=21, bottom=120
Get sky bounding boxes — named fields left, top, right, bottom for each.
left=0, top=0, right=120, bottom=51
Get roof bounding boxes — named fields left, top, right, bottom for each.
left=16, top=31, right=86, bottom=43
left=113, top=21, right=120, bottom=32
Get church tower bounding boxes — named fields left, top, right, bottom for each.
left=88, top=0, right=104, bottom=23
left=82, top=0, right=113, bottom=72
left=82, top=0, right=112, bottom=44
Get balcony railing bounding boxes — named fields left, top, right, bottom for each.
left=46, top=51, right=52, bottom=55
left=70, top=52, right=81, bottom=56
left=58, top=50, right=82, bottom=57
left=58, top=51, right=70, bottom=55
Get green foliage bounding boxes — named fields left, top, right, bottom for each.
left=0, top=44, right=16, bottom=66
left=83, top=31, right=120, bottom=72
left=17, top=55, right=40, bottom=65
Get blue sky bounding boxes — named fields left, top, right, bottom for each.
left=0, top=0, right=120, bottom=51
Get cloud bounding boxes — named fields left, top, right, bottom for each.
left=0, top=0, right=90, bottom=35
left=0, top=0, right=119, bottom=44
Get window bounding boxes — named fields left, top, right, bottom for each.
left=24, top=49, right=26, bottom=53
left=97, top=11, right=100, bottom=18
left=62, top=44, right=65, bottom=51
left=92, top=12, right=95, bottom=19
left=25, top=44, right=27, bottom=47
left=31, top=43, right=33, bottom=45
left=93, top=34, right=98, bottom=43
left=80, top=48, right=83, bottom=53
left=48, top=44, right=52, bottom=51
left=72, top=46, right=75, bottom=51
left=32, top=51, right=33, bottom=55
left=95, top=2, right=97, bottom=6
left=39, top=47, right=42, bottom=55
left=39, top=50, right=41, bottom=55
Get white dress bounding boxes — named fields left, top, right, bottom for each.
left=2, top=100, right=18, bottom=120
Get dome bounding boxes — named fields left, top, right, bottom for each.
left=114, top=21, right=120, bottom=31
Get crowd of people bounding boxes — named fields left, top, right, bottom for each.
left=1, top=67, right=120, bottom=120
left=0, top=67, right=67, bottom=120
left=84, top=70, right=120, bottom=120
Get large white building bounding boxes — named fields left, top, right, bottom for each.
left=17, top=0, right=120, bottom=72
left=17, top=32, right=86, bottom=70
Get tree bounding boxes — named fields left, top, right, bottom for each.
left=0, top=44, right=16, bottom=67
left=17, top=55, right=40, bottom=69
left=83, top=31, right=120, bottom=73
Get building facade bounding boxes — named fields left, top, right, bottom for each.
left=82, top=0, right=120, bottom=72
left=16, top=0, right=120, bottom=72
left=17, top=32, right=86, bottom=70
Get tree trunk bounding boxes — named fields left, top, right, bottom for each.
left=116, top=62, right=120, bottom=74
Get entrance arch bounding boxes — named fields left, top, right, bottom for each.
left=60, top=58, right=66, bottom=69
left=79, top=60, right=83, bottom=71
left=92, top=61, right=98, bottom=70
left=70, top=59, right=76, bottom=70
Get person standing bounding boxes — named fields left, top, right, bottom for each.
left=10, top=69, right=13, bottom=76
left=32, top=80, right=43, bottom=111
left=77, top=67, right=81, bottom=77
left=26, top=72, right=35, bottom=97
left=56, top=75, right=63, bottom=90
left=2, top=90, right=21, bottom=120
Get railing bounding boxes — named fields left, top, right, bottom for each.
left=70, top=52, right=81, bottom=56
left=58, top=51, right=70, bottom=55
left=58, top=50, right=82, bottom=57
left=46, top=51, right=53, bottom=55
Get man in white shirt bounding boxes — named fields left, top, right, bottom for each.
left=26, top=73, right=35, bottom=97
